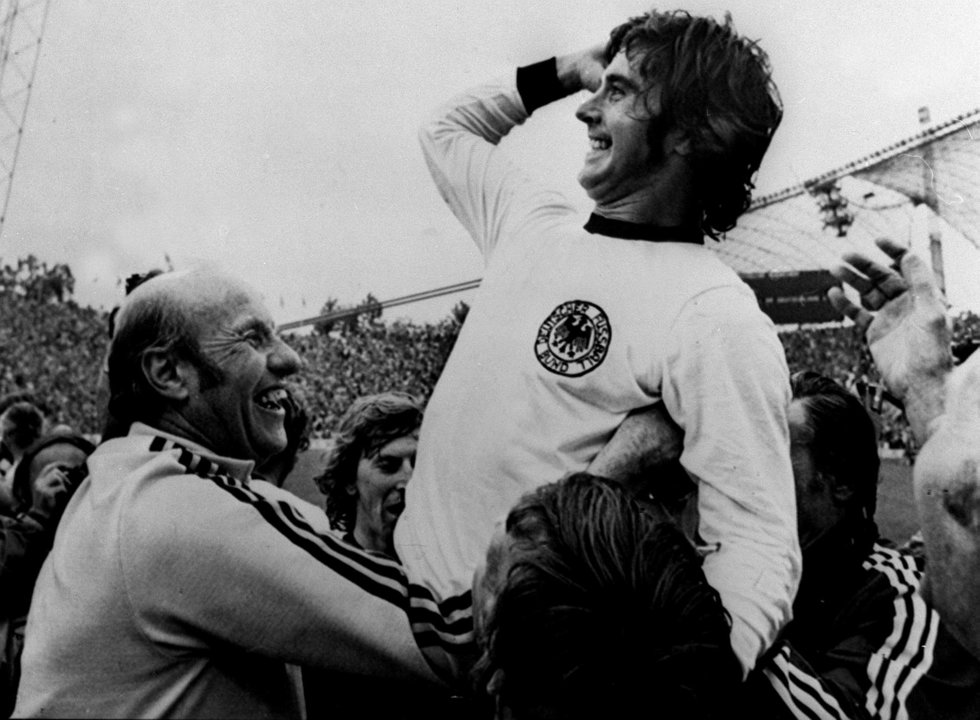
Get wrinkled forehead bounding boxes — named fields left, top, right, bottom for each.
left=183, top=273, right=266, bottom=319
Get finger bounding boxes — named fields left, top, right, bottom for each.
left=837, top=253, right=900, bottom=295
left=828, top=287, right=874, bottom=334
left=874, top=237, right=909, bottom=266
left=830, top=263, right=872, bottom=294
left=860, top=286, right=890, bottom=312
left=859, top=261, right=906, bottom=299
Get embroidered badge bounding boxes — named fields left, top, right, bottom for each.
left=534, top=300, right=611, bottom=377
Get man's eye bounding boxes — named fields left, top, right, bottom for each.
left=376, top=459, right=400, bottom=473
left=608, top=86, right=625, bottom=100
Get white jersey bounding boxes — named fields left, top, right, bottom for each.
left=397, top=71, right=801, bottom=674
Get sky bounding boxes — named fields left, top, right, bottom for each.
left=1, top=0, right=979, bottom=325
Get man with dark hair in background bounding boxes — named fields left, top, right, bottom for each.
left=314, top=391, right=422, bottom=557
left=404, top=7, right=799, bottom=677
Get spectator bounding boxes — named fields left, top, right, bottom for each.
left=1, top=432, right=92, bottom=717
left=0, top=402, right=45, bottom=514
left=473, top=472, right=738, bottom=720
left=314, top=391, right=423, bottom=557
left=743, top=371, right=920, bottom=718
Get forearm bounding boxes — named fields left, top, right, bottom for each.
left=903, top=378, right=947, bottom=445
left=588, top=405, right=682, bottom=475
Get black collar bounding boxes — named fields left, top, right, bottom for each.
left=584, top=213, right=704, bottom=244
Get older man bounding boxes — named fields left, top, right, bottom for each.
left=13, top=270, right=453, bottom=718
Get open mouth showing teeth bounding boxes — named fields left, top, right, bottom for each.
left=385, top=492, right=406, bottom=517
left=589, top=137, right=611, bottom=150
left=255, top=387, right=288, bottom=411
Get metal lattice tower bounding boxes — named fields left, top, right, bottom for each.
left=0, top=0, right=50, bottom=240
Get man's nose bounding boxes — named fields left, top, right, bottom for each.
left=396, top=458, right=415, bottom=484
left=575, top=92, right=600, bottom=124
left=269, top=337, right=302, bottom=377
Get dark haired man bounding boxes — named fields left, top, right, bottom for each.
left=473, top=472, right=739, bottom=720
left=314, top=391, right=422, bottom=556
left=403, top=8, right=799, bottom=675
left=14, top=270, right=450, bottom=717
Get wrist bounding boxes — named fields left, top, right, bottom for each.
left=554, top=53, right=585, bottom=94
left=516, top=57, right=565, bottom=114
left=904, top=382, right=946, bottom=445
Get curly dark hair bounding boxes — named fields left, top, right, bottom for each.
left=314, top=392, right=423, bottom=531
left=606, top=9, right=782, bottom=238
left=476, top=472, right=739, bottom=720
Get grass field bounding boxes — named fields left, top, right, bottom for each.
left=875, top=458, right=918, bottom=543
left=283, top=450, right=920, bottom=545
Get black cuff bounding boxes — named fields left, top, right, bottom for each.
left=516, top=57, right=565, bottom=115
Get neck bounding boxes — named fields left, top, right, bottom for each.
left=353, top=523, right=393, bottom=557
left=153, top=411, right=225, bottom=457
left=591, top=163, right=698, bottom=225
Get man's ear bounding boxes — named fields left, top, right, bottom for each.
left=666, top=129, right=693, bottom=157
left=141, top=349, right=192, bottom=402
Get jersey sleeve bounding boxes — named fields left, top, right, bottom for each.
left=418, top=64, right=578, bottom=260
left=661, top=285, right=801, bottom=676
left=119, top=467, right=470, bottom=685
left=757, top=549, right=935, bottom=720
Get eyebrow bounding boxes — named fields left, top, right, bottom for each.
left=234, top=317, right=275, bottom=336
left=604, top=71, right=639, bottom=91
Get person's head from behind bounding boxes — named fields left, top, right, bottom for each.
left=473, top=472, right=737, bottom=720
left=11, top=432, right=95, bottom=515
left=107, top=269, right=302, bottom=462
left=576, top=9, right=781, bottom=237
left=315, top=392, right=422, bottom=556
left=254, top=387, right=311, bottom=487
left=789, top=371, right=880, bottom=554
left=1, top=401, right=45, bottom=460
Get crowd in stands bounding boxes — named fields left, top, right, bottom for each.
left=1, top=284, right=978, bottom=453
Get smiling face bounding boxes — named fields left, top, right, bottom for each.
left=179, top=275, right=302, bottom=463
left=575, top=51, right=669, bottom=206
left=352, top=433, right=417, bottom=555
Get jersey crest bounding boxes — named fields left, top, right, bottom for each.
left=534, top=300, right=611, bottom=377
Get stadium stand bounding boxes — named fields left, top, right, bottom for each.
left=1, top=283, right=977, bottom=451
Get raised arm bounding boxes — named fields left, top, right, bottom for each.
left=417, top=46, right=605, bottom=258
left=830, top=238, right=980, bottom=660
left=828, top=237, right=952, bottom=445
